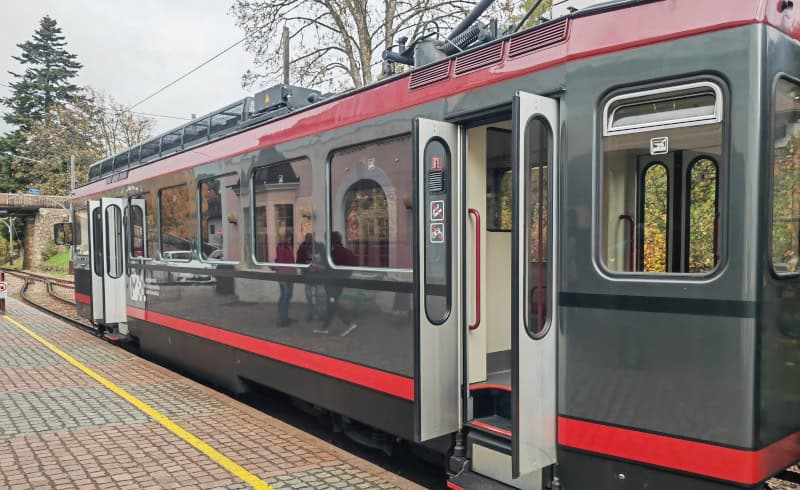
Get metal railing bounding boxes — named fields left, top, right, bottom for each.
left=0, top=193, right=70, bottom=209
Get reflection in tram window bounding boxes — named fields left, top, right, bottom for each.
left=641, top=163, right=669, bottom=272
left=329, top=134, right=413, bottom=269
left=601, top=82, right=724, bottom=274
left=687, top=158, right=718, bottom=273
left=92, top=207, right=103, bottom=274
left=159, top=184, right=196, bottom=259
left=252, top=158, right=312, bottom=265
left=772, top=78, right=800, bottom=274
left=200, top=174, right=242, bottom=261
left=526, top=118, right=551, bottom=336
left=105, top=205, right=123, bottom=279
left=74, top=207, right=89, bottom=256
left=129, top=204, right=146, bottom=258
left=486, top=128, right=512, bottom=231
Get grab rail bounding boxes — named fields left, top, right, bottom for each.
left=468, top=208, right=481, bottom=331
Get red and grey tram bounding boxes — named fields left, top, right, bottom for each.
left=70, top=0, right=800, bottom=488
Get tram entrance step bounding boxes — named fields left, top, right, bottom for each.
left=448, top=467, right=515, bottom=490
left=468, top=382, right=511, bottom=438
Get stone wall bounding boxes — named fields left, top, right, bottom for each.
left=23, top=208, right=70, bottom=271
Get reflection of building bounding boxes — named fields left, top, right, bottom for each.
left=330, top=135, right=413, bottom=269
left=200, top=174, right=241, bottom=261
left=252, top=160, right=313, bottom=263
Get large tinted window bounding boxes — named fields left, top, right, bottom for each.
left=252, top=159, right=312, bottom=265
left=200, top=174, right=242, bottom=261
left=601, top=82, right=723, bottom=275
left=772, top=78, right=800, bottom=275
left=159, top=185, right=196, bottom=259
left=329, top=134, right=413, bottom=269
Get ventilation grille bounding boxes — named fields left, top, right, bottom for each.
left=453, top=43, right=504, bottom=76
left=508, top=19, right=569, bottom=59
left=427, top=172, right=444, bottom=192
left=409, top=61, right=451, bottom=90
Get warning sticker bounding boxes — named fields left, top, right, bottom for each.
left=431, top=156, right=443, bottom=172
left=430, top=200, right=445, bottom=221
left=430, top=223, right=445, bottom=243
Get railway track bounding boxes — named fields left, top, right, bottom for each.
left=3, top=270, right=93, bottom=330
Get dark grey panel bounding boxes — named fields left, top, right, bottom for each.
left=560, top=306, right=755, bottom=447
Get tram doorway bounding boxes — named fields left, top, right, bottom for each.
left=460, top=92, right=558, bottom=485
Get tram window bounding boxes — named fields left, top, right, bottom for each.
left=486, top=128, right=513, bottom=231
left=251, top=158, right=312, bottom=265
left=129, top=203, right=146, bottom=258
left=525, top=118, right=552, bottom=336
left=159, top=184, right=196, bottom=260
left=329, top=134, right=413, bottom=269
left=601, top=81, right=724, bottom=275
left=92, top=207, right=103, bottom=275
left=771, top=78, right=800, bottom=275
left=687, top=158, right=719, bottom=273
left=200, top=174, right=242, bottom=262
left=74, top=207, right=89, bottom=256
left=640, top=163, right=669, bottom=272
left=105, top=205, right=123, bottom=279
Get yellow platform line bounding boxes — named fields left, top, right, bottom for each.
left=3, top=314, right=272, bottom=490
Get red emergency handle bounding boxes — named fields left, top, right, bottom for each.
left=468, top=208, right=481, bottom=331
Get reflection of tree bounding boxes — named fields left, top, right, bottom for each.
left=773, top=135, right=800, bottom=271
left=643, top=164, right=668, bottom=272
left=688, top=159, right=718, bottom=272
left=529, top=166, right=547, bottom=261
left=161, top=185, right=194, bottom=251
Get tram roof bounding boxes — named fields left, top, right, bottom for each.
left=76, top=0, right=790, bottom=199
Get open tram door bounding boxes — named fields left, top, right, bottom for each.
left=413, top=118, right=464, bottom=443
left=87, top=198, right=127, bottom=326
left=511, top=92, right=558, bottom=479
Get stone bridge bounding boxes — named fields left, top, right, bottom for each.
left=0, top=193, right=72, bottom=271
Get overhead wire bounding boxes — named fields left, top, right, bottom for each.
left=129, top=36, right=246, bottom=110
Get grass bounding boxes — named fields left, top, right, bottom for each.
left=45, top=249, right=71, bottom=269
left=0, top=256, right=23, bottom=271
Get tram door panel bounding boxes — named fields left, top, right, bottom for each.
left=512, top=92, right=558, bottom=477
left=101, top=198, right=126, bottom=324
left=88, top=200, right=104, bottom=321
left=414, top=118, right=463, bottom=442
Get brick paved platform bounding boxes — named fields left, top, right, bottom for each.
left=0, top=299, right=427, bottom=490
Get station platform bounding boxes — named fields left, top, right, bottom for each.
left=0, top=298, right=424, bottom=489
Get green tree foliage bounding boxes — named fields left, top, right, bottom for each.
left=0, top=16, right=82, bottom=192
left=2, top=16, right=82, bottom=133
left=687, top=159, right=717, bottom=273
left=772, top=134, right=800, bottom=271
left=642, top=164, right=668, bottom=272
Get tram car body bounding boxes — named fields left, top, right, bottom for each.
left=71, top=0, right=800, bottom=488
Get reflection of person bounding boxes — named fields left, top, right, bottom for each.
left=296, top=233, right=316, bottom=321
left=314, top=231, right=357, bottom=336
left=275, top=234, right=295, bottom=327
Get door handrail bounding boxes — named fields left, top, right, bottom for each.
left=468, top=208, right=481, bottom=331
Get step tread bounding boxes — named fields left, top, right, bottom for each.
left=468, top=415, right=512, bottom=438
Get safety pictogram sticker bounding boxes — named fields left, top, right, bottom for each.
left=430, top=200, right=444, bottom=221
left=430, top=223, right=445, bottom=243
left=0, top=281, right=8, bottom=299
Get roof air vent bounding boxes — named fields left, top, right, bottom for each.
left=409, top=60, right=451, bottom=90
left=453, top=42, right=504, bottom=76
left=508, top=19, right=569, bottom=59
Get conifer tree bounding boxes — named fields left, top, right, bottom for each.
left=2, top=15, right=82, bottom=133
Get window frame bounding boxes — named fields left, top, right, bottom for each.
left=604, top=81, right=723, bottom=136
left=769, top=73, right=800, bottom=279
left=636, top=161, right=671, bottom=273
left=249, top=158, right=312, bottom=269
left=597, top=76, right=729, bottom=280
left=158, top=184, right=195, bottom=262
left=105, top=204, right=124, bottom=279
left=198, top=173, right=241, bottom=264
left=326, top=133, right=414, bottom=273
left=684, top=155, right=720, bottom=273
left=127, top=195, right=151, bottom=261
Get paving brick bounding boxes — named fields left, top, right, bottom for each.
left=0, top=299, right=424, bottom=489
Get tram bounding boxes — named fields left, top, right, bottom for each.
left=70, top=0, right=800, bottom=488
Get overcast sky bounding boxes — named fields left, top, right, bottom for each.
left=0, top=0, right=254, bottom=136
